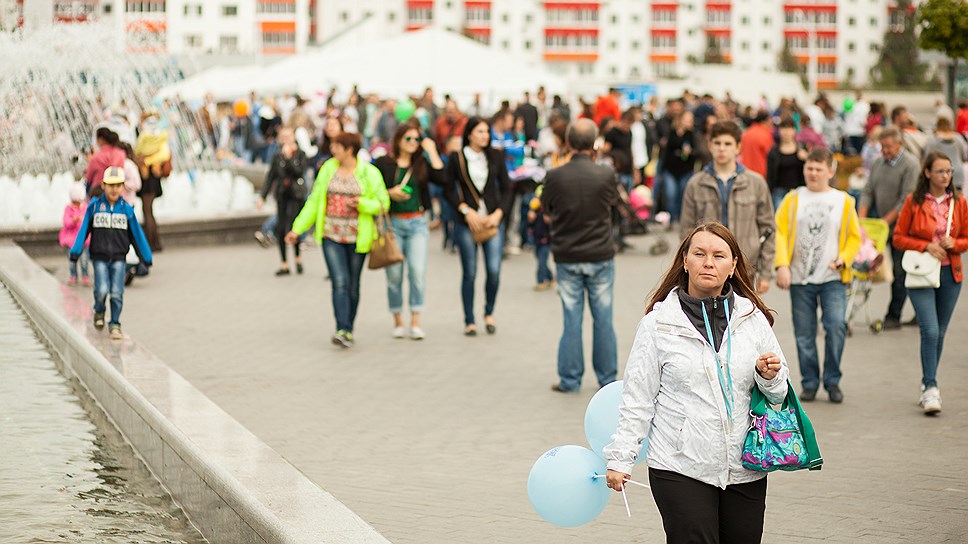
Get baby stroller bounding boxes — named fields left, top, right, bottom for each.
left=845, top=218, right=890, bottom=336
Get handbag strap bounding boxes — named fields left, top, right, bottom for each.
left=399, top=167, right=413, bottom=190
left=457, top=151, right=483, bottom=211
left=945, top=196, right=954, bottom=237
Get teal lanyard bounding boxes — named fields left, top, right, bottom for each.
left=701, top=299, right=734, bottom=420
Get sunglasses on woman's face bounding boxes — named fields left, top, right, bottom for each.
left=403, top=136, right=420, bottom=143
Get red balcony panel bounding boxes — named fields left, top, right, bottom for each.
left=544, top=2, right=600, bottom=10
left=407, top=0, right=434, bottom=7
left=544, top=28, right=600, bottom=36
left=705, top=28, right=731, bottom=37
left=406, top=24, right=429, bottom=31
left=706, top=2, right=731, bottom=9
left=465, top=26, right=491, bottom=34
left=784, top=4, right=837, bottom=13
left=650, top=53, right=677, bottom=62
left=651, top=28, right=677, bottom=36
left=543, top=52, right=599, bottom=61
left=464, top=0, right=491, bottom=6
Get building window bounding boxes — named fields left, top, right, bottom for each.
left=263, top=31, right=296, bottom=49
left=579, top=63, right=594, bottom=75
left=407, top=6, right=432, bottom=23
left=654, top=63, right=676, bottom=77
left=258, top=1, right=296, bottom=14
left=525, top=13, right=532, bottom=23
left=762, top=41, right=769, bottom=51
left=609, top=40, right=617, bottom=50
left=184, top=34, right=202, bottom=48
left=611, top=15, right=618, bottom=24
left=631, top=40, right=639, bottom=50
left=525, top=40, right=532, bottom=50
left=389, top=12, right=396, bottom=22
left=869, top=42, right=878, bottom=52
left=848, top=41, right=855, bottom=52
left=545, top=33, right=599, bottom=49
left=741, top=40, right=748, bottom=51
left=651, top=35, right=676, bottom=50
left=848, top=16, right=856, bottom=27
left=221, top=5, right=237, bottom=16
left=740, top=16, right=748, bottom=26
left=546, top=7, right=598, bottom=25
left=763, top=16, right=770, bottom=25
left=465, top=6, right=490, bottom=23
left=632, top=15, right=639, bottom=23
left=502, top=13, right=508, bottom=23
left=340, top=11, right=348, bottom=22
left=610, top=65, right=618, bottom=75
left=870, top=17, right=877, bottom=27
left=502, top=40, right=509, bottom=49
left=219, top=35, right=238, bottom=52
left=706, top=9, right=730, bottom=26
left=652, top=9, right=676, bottom=25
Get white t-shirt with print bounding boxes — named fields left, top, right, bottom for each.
left=791, top=187, right=846, bottom=285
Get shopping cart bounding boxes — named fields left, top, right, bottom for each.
left=846, top=218, right=891, bottom=335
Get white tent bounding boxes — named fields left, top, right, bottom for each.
left=159, top=28, right=568, bottom=107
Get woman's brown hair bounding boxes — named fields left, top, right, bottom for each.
left=389, top=122, right=429, bottom=183
left=913, top=150, right=961, bottom=205
left=646, top=222, right=775, bottom=325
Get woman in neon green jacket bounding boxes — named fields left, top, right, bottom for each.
left=286, top=132, right=390, bottom=348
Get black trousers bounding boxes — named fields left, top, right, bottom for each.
left=649, top=468, right=767, bottom=544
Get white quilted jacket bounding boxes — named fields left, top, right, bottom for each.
left=603, top=289, right=789, bottom=489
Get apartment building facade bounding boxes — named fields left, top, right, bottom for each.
left=14, top=0, right=917, bottom=89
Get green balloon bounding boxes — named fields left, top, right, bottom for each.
left=843, top=96, right=855, bottom=112
left=395, top=99, right=416, bottom=122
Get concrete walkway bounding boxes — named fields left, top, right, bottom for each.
left=36, top=230, right=968, bottom=543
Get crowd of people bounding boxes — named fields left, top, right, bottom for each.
left=57, top=81, right=968, bottom=543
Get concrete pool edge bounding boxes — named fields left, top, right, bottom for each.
left=0, top=243, right=392, bottom=544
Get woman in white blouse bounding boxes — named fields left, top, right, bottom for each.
left=444, top=117, right=515, bottom=336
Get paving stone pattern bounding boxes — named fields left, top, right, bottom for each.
left=37, top=230, right=968, bottom=543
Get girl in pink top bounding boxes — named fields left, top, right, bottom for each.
left=60, top=183, right=90, bottom=286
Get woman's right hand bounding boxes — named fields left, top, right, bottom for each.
left=465, top=210, right=485, bottom=232
left=926, top=242, right=947, bottom=261
left=388, top=186, right=409, bottom=202
left=605, top=469, right=631, bottom=493
left=284, top=231, right=298, bottom=245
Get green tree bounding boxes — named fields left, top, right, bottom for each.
left=870, top=0, right=931, bottom=89
left=918, top=0, right=968, bottom=104
left=777, top=44, right=808, bottom=90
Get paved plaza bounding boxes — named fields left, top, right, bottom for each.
left=36, top=229, right=968, bottom=543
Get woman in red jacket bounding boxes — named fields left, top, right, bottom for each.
left=893, top=150, right=968, bottom=415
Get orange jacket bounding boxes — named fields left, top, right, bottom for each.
left=893, top=193, right=968, bottom=282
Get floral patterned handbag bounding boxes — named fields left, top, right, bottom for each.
left=742, top=380, right=823, bottom=472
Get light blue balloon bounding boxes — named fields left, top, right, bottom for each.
left=527, top=445, right=610, bottom=528
left=585, top=380, right=647, bottom=464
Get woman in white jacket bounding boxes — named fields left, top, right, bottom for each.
left=604, top=222, right=789, bottom=544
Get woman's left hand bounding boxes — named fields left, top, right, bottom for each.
left=940, top=236, right=955, bottom=251
left=485, top=210, right=503, bottom=228
left=388, top=186, right=409, bottom=202
left=605, top=469, right=631, bottom=493
left=756, top=352, right=782, bottom=380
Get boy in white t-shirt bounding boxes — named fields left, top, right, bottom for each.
left=774, top=148, right=862, bottom=403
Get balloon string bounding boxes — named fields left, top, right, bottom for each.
left=592, top=474, right=651, bottom=489
left=622, top=485, right=631, bottom=517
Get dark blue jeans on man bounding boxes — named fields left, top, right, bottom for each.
left=93, top=260, right=126, bottom=325
left=555, top=259, right=618, bottom=391
left=322, top=239, right=366, bottom=333
left=453, top=223, right=504, bottom=326
left=790, top=280, right=847, bottom=391
left=535, top=242, right=553, bottom=285
left=907, top=265, right=962, bottom=389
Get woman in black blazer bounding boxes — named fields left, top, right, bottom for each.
left=445, top=117, right=514, bottom=336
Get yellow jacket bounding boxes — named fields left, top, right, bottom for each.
left=774, top=187, right=862, bottom=283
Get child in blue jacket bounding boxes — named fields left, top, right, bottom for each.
left=70, top=167, right=153, bottom=340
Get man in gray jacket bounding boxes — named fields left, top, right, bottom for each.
left=541, top=119, right=619, bottom=393
left=681, top=121, right=776, bottom=293
left=859, top=125, right=920, bottom=329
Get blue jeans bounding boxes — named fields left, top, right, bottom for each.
left=322, top=239, right=366, bottom=333
left=662, top=171, right=692, bottom=222
left=555, top=259, right=618, bottom=391
left=385, top=215, right=429, bottom=314
left=92, top=260, right=126, bottom=325
left=518, top=191, right=534, bottom=248
left=790, top=281, right=847, bottom=391
left=68, top=247, right=90, bottom=279
left=453, top=222, right=504, bottom=326
left=907, top=266, right=962, bottom=388
left=535, top=242, right=553, bottom=284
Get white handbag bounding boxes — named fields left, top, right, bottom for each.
left=902, top=199, right=953, bottom=289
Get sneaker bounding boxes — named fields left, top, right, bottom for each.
left=919, top=387, right=942, bottom=415
left=124, top=269, right=135, bottom=286
left=254, top=231, right=271, bottom=248
left=296, top=262, right=304, bottom=275
left=275, top=268, right=291, bottom=276
left=533, top=282, right=551, bottom=291
left=410, top=327, right=426, bottom=340
left=392, top=326, right=406, bottom=339
left=81, top=277, right=90, bottom=286
left=109, top=324, right=123, bottom=340
left=67, top=277, right=77, bottom=286
left=800, top=388, right=818, bottom=402
left=93, top=313, right=105, bottom=331
left=882, top=318, right=902, bottom=330
left=332, top=330, right=354, bottom=348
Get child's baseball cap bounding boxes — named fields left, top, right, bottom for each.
left=102, top=166, right=125, bottom=185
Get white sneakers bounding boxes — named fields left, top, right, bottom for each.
left=919, top=386, right=942, bottom=415
left=392, top=326, right=426, bottom=340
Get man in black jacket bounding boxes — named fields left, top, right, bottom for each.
left=541, top=119, right=619, bottom=393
